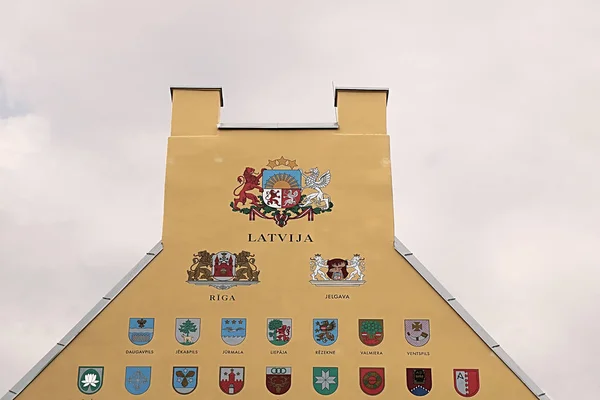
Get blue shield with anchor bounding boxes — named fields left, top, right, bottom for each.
left=313, top=319, right=338, bottom=346
left=125, top=366, right=151, bottom=395
left=173, top=367, right=198, bottom=395
left=221, top=318, right=247, bottom=346
left=128, top=318, right=154, bottom=346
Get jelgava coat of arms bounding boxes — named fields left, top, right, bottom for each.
left=230, top=157, right=333, bottom=227
left=309, top=254, right=366, bottom=286
left=186, top=250, right=260, bottom=290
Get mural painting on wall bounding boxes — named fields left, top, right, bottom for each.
left=358, top=319, right=384, bottom=346
left=172, top=367, right=197, bottom=395
left=186, top=250, right=260, bottom=290
left=266, top=367, right=292, bottom=395
left=231, top=156, right=334, bottom=227
left=175, top=318, right=200, bottom=346
left=128, top=318, right=154, bottom=346
left=77, top=366, right=104, bottom=395
left=125, top=366, right=151, bottom=395
left=267, top=318, right=292, bottom=346
left=312, top=367, right=339, bottom=395
left=309, top=254, right=366, bottom=286
left=359, top=367, right=385, bottom=395
left=313, top=319, right=338, bottom=346
left=219, top=367, right=245, bottom=395
left=404, top=319, right=431, bottom=347
left=221, top=318, right=247, bottom=346
left=406, top=368, right=432, bottom=396
left=454, top=369, right=480, bottom=397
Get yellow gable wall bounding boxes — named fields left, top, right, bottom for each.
left=14, top=88, right=537, bottom=399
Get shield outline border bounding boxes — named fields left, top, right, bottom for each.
left=404, top=319, right=431, bottom=347
left=265, top=366, right=292, bottom=396
left=174, top=318, right=201, bottom=346
left=219, top=366, right=246, bottom=395
left=406, top=367, right=433, bottom=396
left=453, top=368, right=481, bottom=397
left=359, top=367, right=385, bottom=396
left=172, top=366, right=198, bottom=395
left=77, top=366, right=104, bottom=395
left=124, top=366, right=152, bottom=395
left=358, top=319, right=384, bottom=346
left=312, top=366, right=339, bottom=395
left=128, top=317, right=155, bottom=346
left=266, top=318, right=293, bottom=346
left=312, top=318, right=339, bottom=347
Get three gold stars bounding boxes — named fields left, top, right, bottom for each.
left=266, top=157, right=298, bottom=169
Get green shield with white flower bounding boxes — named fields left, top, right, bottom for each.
left=78, top=366, right=104, bottom=394
left=313, top=367, right=338, bottom=395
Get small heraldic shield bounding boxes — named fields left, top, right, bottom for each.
left=221, top=318, right=247, bottom=346
left=454, top=369, right=480, bottom=397
left=360, top=367, right=385, bottom=395
left=175, top=318, right=200, bottom=346
left=219, top=367, right=245, bottom=395
left=266, top=367, right=292, bottom=395
left=77, top=366, right=103, bottom=395
left=313, top=367, right=338, bottom=395
left=173, top=367, right=197, bottom=395
left=359, top=319, right=384, bottom=346
left=267, top=318, right=292, bottom=346
left=406, top=368, right=432, bottom=396
left=128, top=317, right=154, bottom=346
left=405, top=319, right=430, bottom=347
left=125, top=366, right=151, bottom=395
left=313, top=319, right=338, bottom=346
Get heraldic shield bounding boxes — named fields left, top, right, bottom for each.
left=267, top=318, right=292, bottom=346
left=313, top=319, right=338, bottom=346
left=128, top=317, right=154, bottom=346
left=358, top=319, right=384, bottom=346
left=175, top=318, right=200, bottom=346
left=313, top=367, right=338, bottom=395
left=219, top=367, right=245, bottom=395
left=266, top=367, right=292, bottom=395
left=125, top=366, right=151, bottom=395
left=405, top=319, right=430, bottom=347
left=221, top=318, right=247, bottom=346
left=406, top=368, right=432, bottom=396
left=173, top=367, right=197, bottom=395
left=454, top=369, right=480, bottom=397
left=77, top=366, right=103, bottom=395
left=360, top=367, right=385, bottom=395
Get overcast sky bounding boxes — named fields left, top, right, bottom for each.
left=1, top=1, right=599, bottom=398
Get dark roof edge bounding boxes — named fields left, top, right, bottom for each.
left=169, top=87, right=224, bottom=107
left=1, top=241, right=164, bottom=400
left=393, top=237, right=551, bottom=400
left=334, top=86, right=389, bottom=106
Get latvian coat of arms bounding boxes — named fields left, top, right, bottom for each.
left=230, top=157, right=334, bottom=227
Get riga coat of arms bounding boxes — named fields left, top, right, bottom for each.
left=186, top=250, right=260, bottom=290
left=309, top=254, right=366, bottom=286
left=230, top=157, right=334, bottom=227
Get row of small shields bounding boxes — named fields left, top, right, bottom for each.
left=128, top=318, right=431, bottom=347
left=78, top=366, right=480, bottom=396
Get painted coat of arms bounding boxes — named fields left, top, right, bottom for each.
left=313, top=319, right=338, bottom=346
left=359, top=319, right=384, bottom=346
left=175, top=318, right=200, bottom=346
left=360, top=367, right=385, bottom=395
left=454, top=369, right=480, bottom=397
left=173, top=367, right=197, bottom=395
left=309, top=254, right=366, bottom=286
left=266, top=367, right=292, bottom=395
left=406, top=368, right=432, bottom=396
left=78, top=366, right=103, bottom=395
left=186, top=250, right=260, bottom=290
left=220, top=367, right=245, bottom=395
left=230, top=157, right=334, bottom=227
left=221, top=318, right=247, bottom=346
left=128, top=318, right=154, bottom=346
left=405, top=319, right=430, bottom=347
left=267, top=318, right=292, bottom=346
left=125, top=366, right=151, bottom=395
left=313, top=367, right=338, bottom=395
